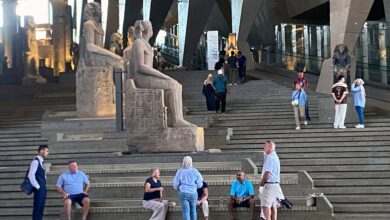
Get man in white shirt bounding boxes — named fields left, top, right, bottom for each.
left=28, top=145, right=49, bottom=220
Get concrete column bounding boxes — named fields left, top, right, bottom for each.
left=361, top=25, right=369, bottom=81
left=236, top=0, right=262, bottom=70
left=104, top=0, right=119, bottom=49
left=304, top=25, right=310, bottom=70
left=379, top=23, right=388, bottom=84
left=384, top=0, right=390, bottom=22
left=323, top=25, right=330, bottom=58
left=122, top=0, right=142, bottom=48
left=182, top=0, right=216, bottom=68
left=281, top=24, right=286, bottom=52
left=2, top=0, right=18, bottom=68
left=52, top=0, right=69, bottom=76
left=149, top=0, right=174, bottom=45
left=316, top=0, right=374, bottom=94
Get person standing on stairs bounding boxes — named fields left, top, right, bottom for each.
left=202, top=74, right=216, bottom=111
left=291, top=83, right=308, bottom=130
left=173, top=156, right=204, bottom=220
left=351, top=78, right=366, bottom=128
left=142, top=168, right=168, bottom=220
left=213, top=69, right=230, bottom=114
left=260, top=141, right=285, bottom=220
left=332, top=75, right=349, bottom=129
left=28, top=145, right=49, bottom=220
left=293, top=68, right=311, bottom=121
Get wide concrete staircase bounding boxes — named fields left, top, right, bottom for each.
left=3, top=69, right=389, bottom=219
left=176, top=70, right=390, bottom=220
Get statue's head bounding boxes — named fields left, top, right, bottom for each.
left=83, top=2, right=102, bottom=23
left=127, top=26, right=135, bottom=41
left=25, top=16, right=36, bottom=30
left=110, top=33, right=122, bottom=44
left=134, top=20, right=153, bottom=41
left=334, top=44, right=349, bottom=55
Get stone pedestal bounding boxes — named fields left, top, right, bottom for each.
left=76, top=67, right=115, bottom=118
left=125, top=79, right=204, bottom=153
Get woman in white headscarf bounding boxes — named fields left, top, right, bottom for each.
left=351, top=78, right=366, bottom=128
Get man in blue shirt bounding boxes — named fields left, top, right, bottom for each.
left=260, top=141, right=285, bottom=220
left=56, top=161, right=90, bottom=220
left=228, top=170, right=255, bottom=220
left=237, top=51, right=247, bottom=83
left=213, top=69, right=230, bottom=114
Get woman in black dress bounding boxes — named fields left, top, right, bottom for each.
left=202, top=74, right=216, bottom=111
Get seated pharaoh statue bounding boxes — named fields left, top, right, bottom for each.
left=130, top=20, right=192, bottom=127
left=79, top=2, right=122, bottom=68
left=76, top=2, right=122, bottom=118
left=23, top=16, right=47, bottom=84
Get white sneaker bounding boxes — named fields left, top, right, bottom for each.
left=295, top=126, right=301, bottom=130
left=339, top=126, right=346, bottom=129
left=355, top=124, right=365, bottom=128
left=304, top=121, right=308, bottom=125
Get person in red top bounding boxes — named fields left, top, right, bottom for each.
left=293, top=69, right=311, bottom=120
left=332, top=75, right=348, bottom=129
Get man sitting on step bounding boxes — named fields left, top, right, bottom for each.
left=228, top=170, right=255, bottom=220
left=197, top=181, right=209, bottom=220
left=56, top=160, right=90, bottom=220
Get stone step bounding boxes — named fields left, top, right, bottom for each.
left=227, top=135, right=390, bottom=144
left=225, top=141, right=390, bottom=150
left=335, top=213, right=390, bottom=220
left=281, top=165, right=390, bottom=173
left=233, top=126, right=390, bottom=135
left=334, top=204, right=390, bottom=213
left=310, top=171, right=390, bottom=179
left=230, top=130, right=390, bottom=140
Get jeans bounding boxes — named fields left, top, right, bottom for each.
left=178, top=191, right=198, bottom=220
left=355, top=106, right=365, bottom=125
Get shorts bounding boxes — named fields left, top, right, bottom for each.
left=261, top=184, right=284, bottom=208
left=66, top=193, right=89, bottom=207
left=233, top=200, right=250, bottom=208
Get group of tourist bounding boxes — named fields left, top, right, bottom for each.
left=143, top=141, right=286, bottom=220
left=202, top=50, right=248, bottom=113
left=291, top=69, right=366, bottom=130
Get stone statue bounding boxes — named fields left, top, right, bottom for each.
left=79, top=2, right=122, bottom=68
left=23, top=16, right=47, bottom=84
left=76, top=2, right=122, bottom=118
left=109, top=32, right=123, bottom=56
left=130, top=20, right=192, bottom=127
left=332, top=44, right=351, bottom=85
left=123, top=26, right=135, bottom=78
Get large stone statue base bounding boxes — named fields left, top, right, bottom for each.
left=125, top=79, right=204, bottom=153
left=76, top=66, right=115, bottom=118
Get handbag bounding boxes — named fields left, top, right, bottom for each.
left=20, top=176, right=34, bottom=195
left=291, top=91, right=301, bottom=106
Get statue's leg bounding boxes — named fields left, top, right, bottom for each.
left=165, top=80, right=192, bottom=127
left=33, top=56, right=40, bottom=76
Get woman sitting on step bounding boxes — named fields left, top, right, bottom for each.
left=143, top=168, right=168, bottom=220
left=291, top=83, right=308, bottom=130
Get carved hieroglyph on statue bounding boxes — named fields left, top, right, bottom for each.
left=23, top=16, right=47, bottom=84
left=125, top=20, right=204, bottom=153
left=76, top=2, right=123, bottom=118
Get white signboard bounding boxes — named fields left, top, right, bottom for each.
left=207, top=31, right=219, bottom=70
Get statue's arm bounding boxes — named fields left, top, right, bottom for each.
left=25, top=30, right=32, bottom=53
left=133, top=41, right=170, bottom=80
left=84, top=22, right=123, bottom=64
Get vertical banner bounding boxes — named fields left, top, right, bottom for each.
left=207, top=31, right=219, bottom=70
